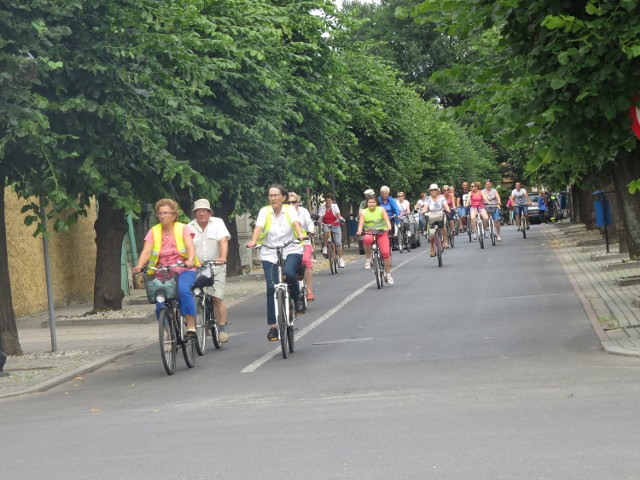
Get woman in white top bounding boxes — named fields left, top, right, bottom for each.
left=247, top=185, right=306, bottom=341
left=420, top=184, right=451, bottom=255
left=287, top=191, right=316, bottom=301
left=483, top=180, right=503, bottom=241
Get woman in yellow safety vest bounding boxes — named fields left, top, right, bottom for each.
left=357, top=195, right=394, bottom=284
left=133, top=199, right=198, bottom=335
left=246, top=185, right=307, bottom=342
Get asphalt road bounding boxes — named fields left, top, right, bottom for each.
left=3, top=226, right=640, bottom=479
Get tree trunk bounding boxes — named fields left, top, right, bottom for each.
left=217, top=189, right=242, bottom=276
left=0, top=185, right=22, bottom=356
left=572, top=184, right=597, bottom=229
left=93, top=195, right=128, bottom=310
left=610, top=147, right=640, bottom=258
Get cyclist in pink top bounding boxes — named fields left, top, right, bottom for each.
left=465, top=182, right=490, bottom=240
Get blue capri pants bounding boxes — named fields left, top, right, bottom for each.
left=155, top=270, right=196, bottom=318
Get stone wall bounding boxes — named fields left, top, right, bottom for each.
left=4, top=188, right=97, bottom=317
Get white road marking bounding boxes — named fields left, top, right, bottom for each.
left=240, top=255, right=415, bottom=373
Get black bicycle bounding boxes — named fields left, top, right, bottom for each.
left=143, top=263, right=197, bottom=375
left=364, top=229, right=386, bottom=289
left=192, top=260, right=225, bottom=355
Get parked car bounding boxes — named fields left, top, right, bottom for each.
left=527, top=192, right=554, bottom=224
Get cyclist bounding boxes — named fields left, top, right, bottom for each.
left=318, top=193, right=346, bottom=268
left=442, top=185, right=456, bottom=237
left=396, top=192, right=411, bottom=215
left=510, top=182, right=531, bottom=231
left=455, top=181, right=471, bottom=233
left=133, top=199, right=198, bottom=336
left=414, top=192, right=428, bottom=233
left=246, top=185, right=306, bottom=341
left=379, top=186, right=402, bottom=248
left=483, top=180, right=503, bottom=242
left=359, top=188, right=376, bottom=213
left=420, top=184, right=451, bottom=256
left=188, top=198, right=231, bottom=343
left=287, top=191, right=316, bottom=301
left=357, top=195, right=394, bottom=284
left=538, top=190, right=547, bottom=224
left=465, top=182, right=490, bottom=240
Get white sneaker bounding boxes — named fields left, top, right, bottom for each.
left=364, top=259, right=372, bottom=269
left=472, top=234, right=477, bottom=240
left=218, top=331, right=229, bottom=343
left=322, top=246, right=327, bottom=255
left=386, top=274, right=394, bottom=285
left=338, top=258, right=346, bottom=268
left=497, top=236, right=502, bottom=242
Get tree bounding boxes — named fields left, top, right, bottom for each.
left=409, top=0, right=640, bottom=255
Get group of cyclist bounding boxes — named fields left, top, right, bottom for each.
left=134, top=180, right=536, bottom=346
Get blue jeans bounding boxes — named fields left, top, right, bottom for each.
left=263, top=254, right=302, bottom=325
left=155, top=270, right=196, bottom=319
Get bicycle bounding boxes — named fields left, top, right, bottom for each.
left=397, top=215, right=412, bottom=253
left=474, top=213, right=485, bottom=249
left=192, top=260, right=225, bottom=355
left=485, top=205, right=498, bottom=246
left=255, top=240, right=300, bottom=359
left=323, top=221, right=342, bottom=275
left=426, top=213, right=445, bottom=268
left=364, top=229, right=386, bottom=289
left=143, top=263, right=197, bottom=375
left=466, top=211, right=473, bottom=243
left=516, top=205, right=529, bottom=239
left=447, top=211, right=458, bottom=248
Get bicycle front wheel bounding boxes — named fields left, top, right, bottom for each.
left=182, top=333, right=197, bottom=368
left=158, top=309, right=176, bottom=375
left=437, top=231, right=443, bottom=268
left=195, top=299, right=207, bottom=356
left=328, top=245, right=337, bottom=274
left=276, top=290, right=288, bottom=359
left=522, top=216, right=527, bottom=238
left=490, top=221, right=496, bottom=246
left=373, top=251, right=382, bottom=289
left=397, top=229, right=404, bottom=253
left=287, top=298, right=295, bottom=354
left=478, top=223, right=484, bottom=249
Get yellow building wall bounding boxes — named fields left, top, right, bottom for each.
left=5, top=188, right=97, bottom=318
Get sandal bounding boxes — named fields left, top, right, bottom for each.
left=430, top=249, right=436, bottom=257
left=186, top=328, right=197, bottom=337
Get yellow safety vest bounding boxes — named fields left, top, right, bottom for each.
left=258, top=205, right=301, bottom=243
left=363, top=207, right=387, bottom=230
left=147, top=222, right=199, bottom=274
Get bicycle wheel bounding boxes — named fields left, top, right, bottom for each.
left=448, top=225, right=455, bottom=248
left=299, top=279, right=308, bottom=310
left=397, top=229, right=404, bottom=253
left=287, top=298, right=295, bottom=353
left=276, top=290, right=288, bottom=359
left=195, top=298, right=207, bottom=356
left=478, top=222, right=484, bottom=249
left=522, top=216, right=527, bottom=238
left=158, top=309, right=176, bottom=375
left=490, top=220, right=496, bottom=246
left=467, top=219, right=472, bottom=242
left=206, top=297, right=221, bottom=349
left=373, top=250, right=382, bottom=289
left=436, top=231, right=443, bottom=268
left=179, top=313, right=197, bottom=368
left=328, top=243, right=337, bottom=275
left=378, top=254, right=385, bottom=288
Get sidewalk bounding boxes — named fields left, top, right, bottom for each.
left=0, top=245, right=362, bottom=399
left=543, top=223, right=640, bottom=356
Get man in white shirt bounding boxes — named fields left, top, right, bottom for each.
left=189, top=199, right=232, bottom=342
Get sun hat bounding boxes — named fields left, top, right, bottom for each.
left=428, top=183, right=439, bottom=191
left=363, top=188, right=375, bottom=196
left=192, top=198, right=212, bottom=212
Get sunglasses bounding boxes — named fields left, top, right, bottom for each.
left=287, top=200, right=298, bottom=204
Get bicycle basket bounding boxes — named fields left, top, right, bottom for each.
left=144, top=276, right=177, bottom=304
left=427, top=212, right=444, bottom=225
left=193, top=264, right=215, bottom=289
left=485, top=205, right=498, bottom=214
